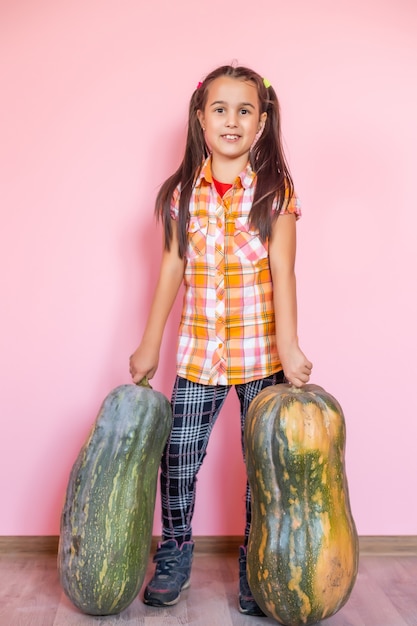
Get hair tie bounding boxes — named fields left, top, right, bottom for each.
left=263, top=77, right=271, bottom=88
left=196, top=81, right=203, bottom=90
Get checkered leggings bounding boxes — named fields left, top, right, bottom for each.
left=160, top=371, right=285, bottom=544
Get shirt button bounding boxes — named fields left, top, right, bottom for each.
left=218, top=343, right=223, bottom=349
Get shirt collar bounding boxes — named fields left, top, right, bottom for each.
left=195, top=156, right=256, bottom=190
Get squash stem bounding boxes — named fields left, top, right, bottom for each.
left=137, top=376, right=152, bottom=389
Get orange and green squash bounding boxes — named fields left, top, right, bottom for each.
left=58, top=381, right=171, bottom=615
left=245, top=383, right=358, bottom=626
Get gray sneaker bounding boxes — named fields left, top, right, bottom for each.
left=143, top=539, right=194, bottom=606
left=238, top=545, right=266, bottom=616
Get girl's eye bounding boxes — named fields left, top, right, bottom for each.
left=214, top=107, right=224, bottom=113
left=240, top=109, right=250, bottom=115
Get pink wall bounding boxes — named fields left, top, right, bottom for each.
left=1, top=0, right=416, bottom=537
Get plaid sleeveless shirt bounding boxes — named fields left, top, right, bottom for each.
left=170, top=157, right=301, bottom=385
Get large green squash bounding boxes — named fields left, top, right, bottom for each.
left=58, top=381, right=171, bottom=615
left=245, top=383, right=358, bottom=626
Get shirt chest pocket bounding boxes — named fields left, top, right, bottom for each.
left=187, top=215, right=208, bottom=258
left=233, top=217, right=268, bottom=263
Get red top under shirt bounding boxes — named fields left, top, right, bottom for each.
left=213, top=177, right=232, bottom=197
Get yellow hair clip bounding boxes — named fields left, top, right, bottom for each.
left=263, top=77, right=271, bottom=88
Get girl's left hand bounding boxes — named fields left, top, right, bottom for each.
left=280, top=345, right=313, bottom=387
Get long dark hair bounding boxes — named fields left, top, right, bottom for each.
left=155, top=65, right=294, bottom=257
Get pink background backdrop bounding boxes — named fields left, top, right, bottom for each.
left=1, top=0, right=416, bottom=537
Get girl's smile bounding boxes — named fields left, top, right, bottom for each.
left=197, top=76, right=267, bottom=180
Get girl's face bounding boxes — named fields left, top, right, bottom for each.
left=197, top=76, right=267, bottom=174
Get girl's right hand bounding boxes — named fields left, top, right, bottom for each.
left=129, top=343, right=159, bottom=384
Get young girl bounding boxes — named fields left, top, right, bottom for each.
left=129, top=64, right=312, bottom=616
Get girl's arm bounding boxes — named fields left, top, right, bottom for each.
left=269, top=214, right=312, bottom=387
left=129, top=219, right=185, bottom=383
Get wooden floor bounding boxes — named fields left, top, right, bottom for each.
left=1, top=544, right=417, bottom=625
